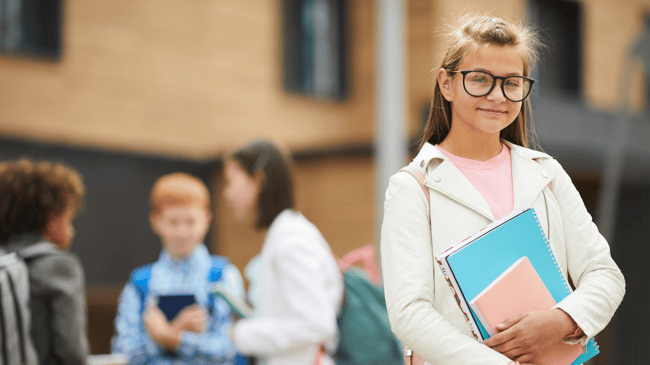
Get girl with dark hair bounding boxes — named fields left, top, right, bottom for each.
left=223, top=140, right=343, bottom=365
left=380, top=14, right=625, bottom=365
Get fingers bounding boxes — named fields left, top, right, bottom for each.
left=483, top=326, right=517, bottom=348
left=181, top=304, right=208, bottom=316
left=172, top=305, right=208, bottom=333
left=489, top=336, right=522, bottom=357
left=496, top=312, right=528, bottom=333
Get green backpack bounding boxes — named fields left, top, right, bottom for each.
left=335, top=267, right=403, bottom=365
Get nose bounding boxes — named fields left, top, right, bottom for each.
left=486, top=79, right=506, bottom=102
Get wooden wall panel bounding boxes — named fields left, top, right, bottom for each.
left=0, top=0, right=378, bottom=159
left=294, top=155, right=376, bottom=258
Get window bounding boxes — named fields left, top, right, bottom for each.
left=529, top=0, right=583, bottom=97
left=282, top=0, right=348, bottom=100
left=0, top=0, right=62, bottom=60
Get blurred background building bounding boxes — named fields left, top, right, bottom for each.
left=0, top=0, right=648, bottom=363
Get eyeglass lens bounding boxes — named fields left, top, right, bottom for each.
left=463, top=71, right=531, bottom=101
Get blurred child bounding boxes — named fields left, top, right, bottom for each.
left=111, top=173, right=245, bottom=365
left=0, top=158, right=89, bottom=365
left=223, top=140, right=343, bottom=365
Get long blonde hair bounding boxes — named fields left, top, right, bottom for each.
left=420, top=14, right=542, bottom=150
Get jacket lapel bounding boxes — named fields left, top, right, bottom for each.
left=423, top=158, right=495, bottom=221
left=508, top=143, right=554, bottom=208
left=415, top=142, right=554, bottom=222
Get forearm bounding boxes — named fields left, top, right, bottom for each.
left=233, top=315, right=335, bottom=356
left=150, top=325, right=181, bottom=351
left=112, top=285, right=159, bottom=362
left=388, top=293, right=511, bottom=364
left=558, top=197, right=625, bottom=339
left=552, top=308, right=580, bottom=338
left=548, top=160, right=625, bottom=342
left=554, top=266, right=624, bottom=343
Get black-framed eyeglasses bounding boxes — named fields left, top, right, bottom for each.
left=449, top=70, right=535, bottom=102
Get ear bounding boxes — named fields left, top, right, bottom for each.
left=203, top=209, right=213, bottom=225
left=149, top=213, right=160, bottom=235
left=437, top=68, right=454, bottom=102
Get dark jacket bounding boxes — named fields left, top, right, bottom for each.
left=4, top=234, right=89, bottom=365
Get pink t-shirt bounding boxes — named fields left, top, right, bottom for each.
left=436, top=144, right=514, bottom=220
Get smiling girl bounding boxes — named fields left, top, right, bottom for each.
left=380, top=14, right=625, bottom=365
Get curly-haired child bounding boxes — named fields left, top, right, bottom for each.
left=0, top=158, right=89, bottom=365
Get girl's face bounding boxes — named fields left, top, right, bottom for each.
left=439, top=45, right=524, bottom=139
left=223, top=160, right=261, bottom=222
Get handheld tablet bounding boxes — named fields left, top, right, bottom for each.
left=157, top=294, right=197, bottom=321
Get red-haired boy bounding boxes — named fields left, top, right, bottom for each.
left=111, top=173, right=244, bottom=365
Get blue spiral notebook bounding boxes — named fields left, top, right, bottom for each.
left=435, top=208, right=598, bottom=364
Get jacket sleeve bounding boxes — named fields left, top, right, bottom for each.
left=32, top=253, right=90, bottom=365
left=380, top=172, right=512, bottom=365
left=547, top=159, right=626, bottom=344
left=111, top=282, right=159, bottom=365
left=232, top=237, right=340, bottom=356
left=176, top=264, right=242, bottom=363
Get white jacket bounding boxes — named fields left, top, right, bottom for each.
left=380, top=142, right=625, bottom=365
left=233, top=209, right=344, bottom=365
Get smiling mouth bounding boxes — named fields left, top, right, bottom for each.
left=479, top=108, right=506, bottom=115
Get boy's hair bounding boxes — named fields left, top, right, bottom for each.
left=420, top=13, right=542, bottom=150
left=150, top=173, right=210, bottom=215
left=0, top=158, right=85, bottom=244
left=229, top=140, right=294, bottom=229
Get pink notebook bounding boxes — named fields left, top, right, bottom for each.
left=469, top=257, right=583, bottom=365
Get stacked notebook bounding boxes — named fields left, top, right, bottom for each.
left=211, top=282, right=253, bottom=318
left=435, top=208, right=598, bottom=365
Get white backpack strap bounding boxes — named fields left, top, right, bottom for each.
left=18, top=241, right=58, bottom=260
left=0, top=252, right=20, bottom=268
left=398, top=166, right=431, bottom=365
left=399, top=165, right=431, bottom=221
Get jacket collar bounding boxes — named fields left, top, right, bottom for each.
left=160, top=243, right=209, bottom=269
left=411, top=141, right=554, bottom=221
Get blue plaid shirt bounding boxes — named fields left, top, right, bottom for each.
left=111, top=244, right=244, bottom=365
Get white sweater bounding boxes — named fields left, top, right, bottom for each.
left=233, top=209, right=343, bottom=365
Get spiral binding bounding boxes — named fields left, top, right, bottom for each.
left=532, top=211, right=572, bottom=294
left=533, top=210, right=600, bottom=361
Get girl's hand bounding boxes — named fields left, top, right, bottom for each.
left=483, top=309, right=576, bottom=363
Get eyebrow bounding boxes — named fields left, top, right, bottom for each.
left=471, top=68, right=524, bottom=77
